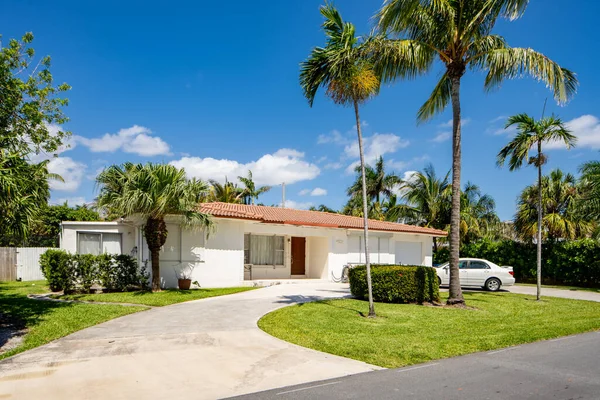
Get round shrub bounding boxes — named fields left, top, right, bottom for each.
left=349, top=264, right=440, bottom=304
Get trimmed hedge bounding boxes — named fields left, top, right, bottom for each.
left=433, top=239, right=600, bottom=288
left=349, top=265, right=440, bottom=304
left=40, top=250, right=148, bottom=293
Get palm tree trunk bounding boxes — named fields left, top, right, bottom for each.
left=144, top=217, right=168, bottom=292
left=354, top=99, right=375, bottom=318
left=447, top=75, right=465, bottom=305
left=433, top=237, right=438, bottom=254
left=150, top=247, right=161, bottom=291
left=536, top=141, right=543, bottom=301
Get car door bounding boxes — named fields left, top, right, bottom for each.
left=458, top=260, right=469, bottom=286
left=467, top=260, right=490, bottom=287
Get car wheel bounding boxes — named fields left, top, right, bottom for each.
left=438, top=277, right=442, bottom=286
left=485, top=278, right=501, bottom=292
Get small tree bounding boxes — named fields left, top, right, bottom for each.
left=238, top=170, right=271, bottom=205
left=96, top=163, right=213, bottom=291
left=497, top=114, right=576, bottom=300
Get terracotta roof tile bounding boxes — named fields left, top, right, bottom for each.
left=198, top=202, right=447, bottom=237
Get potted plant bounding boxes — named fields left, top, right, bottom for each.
left=175, top=264, right=195, bottom=290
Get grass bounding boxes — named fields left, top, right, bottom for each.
left=0, top=280, right=147, bottom=361
left=516, top=283, right=600, bottom=293
left=52, top=287, right=258, bottom=307
left=258, top=292, right=600, bottom=368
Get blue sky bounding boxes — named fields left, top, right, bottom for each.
left=3, top=0, right=600, bottom=220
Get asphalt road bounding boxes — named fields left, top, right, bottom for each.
left=229, top=331, right=600, bottom=400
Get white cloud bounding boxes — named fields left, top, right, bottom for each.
left=310, top=188, right=327, bottom=196
left=430, top=131, right=451, bottom=143
left=344, top=133, right=410, bottom=173
left=28, top=123, right=76, bottom=163
left=324, top=162, right=343, bottom=170
left=317, top=129, right=347, bottom=145
left=299, top=187, right=327, bottom=196
left=490, top=116, right=507, bottom=123
left=76, top=125, right=171, bottom=156
left=50, top=196, right=88, bottom=206
left=47, top=157, right=87, bottom=192
left=170, top=148, right=320, bottom=186
left=438, top=118, right=471, bottom=128
left=281, top=200, right=313, bottom=209
left=546, top=115, right=600, bottom=150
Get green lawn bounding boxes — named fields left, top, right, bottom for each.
left=516, top=283, right=600, bottom=293
left=259, top=292, right=600, bottom=368
left=52, top=287, right=257, bottom=307
left=0, top=280, right=147, bottom=360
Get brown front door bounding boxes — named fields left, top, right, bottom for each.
left=291, top=237, right=306, bottom=275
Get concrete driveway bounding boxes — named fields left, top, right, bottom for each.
left=0, top=283, right=379, bottom=400
left=506, top=285, right=600, bottom=302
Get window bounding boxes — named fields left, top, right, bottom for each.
left=349, top=236, right=389, bottom=263
left=459, top=261, right=468, bottom=269
left=468, top=261, right=490, bottom=269
left=244, top=234, right=285, bottom=265
left=77, top=232, right=122, bottom=255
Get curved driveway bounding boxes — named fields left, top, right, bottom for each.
left=0, top=283, right=379, bottom=400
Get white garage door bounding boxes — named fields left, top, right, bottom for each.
left=395, top=241, right=422, bottom=266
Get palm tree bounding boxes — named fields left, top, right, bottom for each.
left=96, top=163, right=212, bottom=291
left=497, top=114, right=577, bottom=300
left=309, top=204, right=339, bottom=213
left=209, top=178, right=244, bottom=203
left=579, top=160, right=600, bottom=221
left=515, top=169, right=592, bottom=241
left=301, top=3, right=380, bottom=317
left=347, top=156, right=401, bottom=204
left=238, top=170, right=271, bottom=205
left=374, top=0, right=578, bottom=305
left=459, top=182, right=500, bottom=244
left=396, top=165, right=450, bottom=252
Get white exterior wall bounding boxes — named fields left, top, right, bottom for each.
left=62, top=218, right=438, bottom=288
left=60, top=222, right=137, bottom=255
left=391, top=233, right=433, bottom=266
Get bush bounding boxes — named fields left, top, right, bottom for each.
left=434, top=239, right=600, bottom=288
left=349, top=265, right=440, bottom=304
left=39, top=250, right=148, bottom=293
left=40, top=249, right=74, bottom=292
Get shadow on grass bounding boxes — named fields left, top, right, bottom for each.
left=0, top=292, right=74, bottom=349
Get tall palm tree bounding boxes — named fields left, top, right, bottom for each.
left=209, top=178, right=244, bottom=203
left=396, top=164, right=451, bottom=252
left=497, top=114, right=576, bottom=300
left=579, top=160, right=600, bottom=221
left=96, top=163, right=212, bottom=291
left=347, top=156, right=401, bottom=204
left=515, top=169, right=592, bottom=241
left=301, top=3, right=380, bottom=317
left=238, top=170, right=271, bottom=205
left=459, top=182, right=500, bottom=244
left=374, top=0, right=577, bottom=305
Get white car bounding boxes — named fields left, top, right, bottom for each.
left=435, top=258, right=515, bottom=292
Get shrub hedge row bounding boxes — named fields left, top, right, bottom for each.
left=434, top=239, right=600, bottom=288
left=349, top=264, right=440, bottom=304
left=40, top=249, right=149, bottom=293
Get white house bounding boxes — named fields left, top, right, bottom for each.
left=60, top=202, right=447, bottom=288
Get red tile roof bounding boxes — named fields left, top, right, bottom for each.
left=198, top=202, right=447, bottom=237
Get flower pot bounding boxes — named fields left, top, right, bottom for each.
left=178, top=278, right=192, bottom=290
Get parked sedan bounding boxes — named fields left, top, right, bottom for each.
left=434, top=258, right=515, bottom=292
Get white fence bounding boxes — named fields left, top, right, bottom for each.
left=17, top=247, right=50, bottom=281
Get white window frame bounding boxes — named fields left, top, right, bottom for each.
left=76, top=231, right=123, bottom=255
left=244, top=233, right=285, bottom=266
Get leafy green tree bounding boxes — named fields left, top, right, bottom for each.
left=347, top=156, right=401, bottom=204
left=459, top=182, right=500, bottom=244
left=209, top=179, right=244, bottom=203
left=301, top=3, right=380, bottom=316
left=0, top=32, right=71, bottom=242
left=373, top=0, right=577, bottom=305
left=515, top=169, right=592, bottom=241
left=23, top=203, right=100, bottom=247
left=308, top=204, right=339, bottom=213
left=498, top=114, right=576, bottom=300
left=96, top=163, right=212, bottom=291
left=579, top=159, right=600, bottom=222
left=238, top=170, right=271, bottom=205
left=395, top=164, right=450, bottom=251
